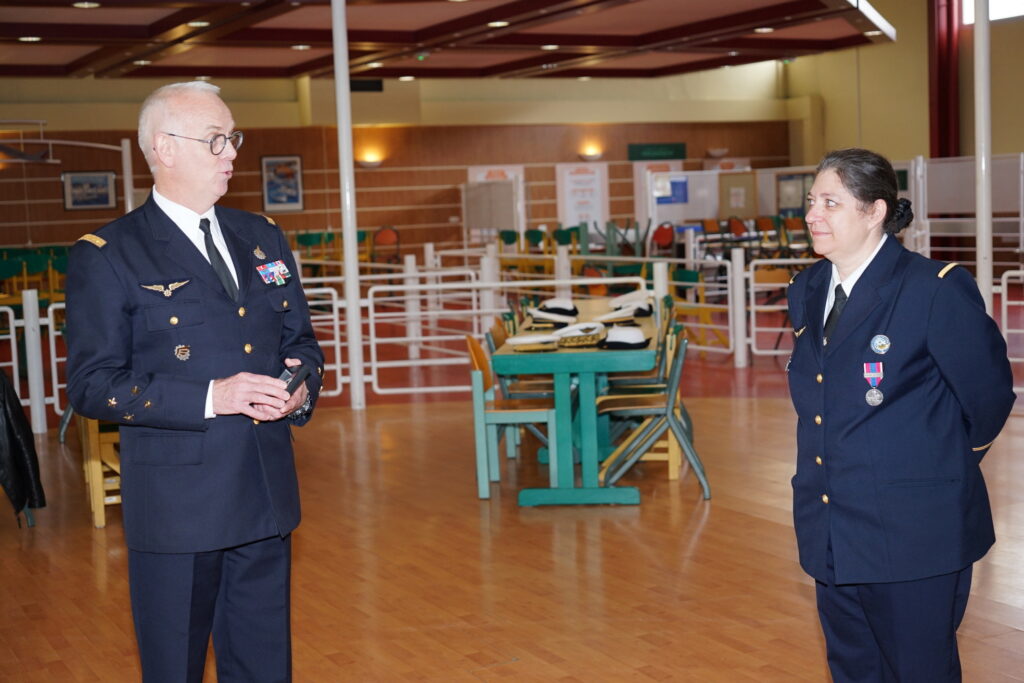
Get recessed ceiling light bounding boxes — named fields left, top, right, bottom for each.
left=187, top=21, right=210, bottom=28
left=133, top=59, right=151, bottom=66
left=754, top=27, right=774, bottom=34
left=577, top=76, right=591, bottom=81
left=540, top=44, right=559, bottom=51
left=18, top=36, right=42, bottom=42
left=864, top=30, right=883, bottom=37
left=728, top=51, right=739, bottom=56
left=291, top=44, right=311, bottom=51
left=368, top=61, right=383, bottom=68
left=487, top=21, right=509, bottom=28
left=195, top=76, right=212, bottom=81
left=72, top=1, right=101, bottom=8
left=399, top=75, right=415, bottom=82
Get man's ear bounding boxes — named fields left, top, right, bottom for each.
left=152, top=132, right=175, bottom=169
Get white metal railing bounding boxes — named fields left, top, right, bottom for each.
left=47, top=302, right=67, bottom=415
left=365, top=275, right=647, bottom=395
left=748, top=258, right=818, bottom=356
left=0, top=306, right=19, bottom=397
left=999, top=269, right=1024, bottom=395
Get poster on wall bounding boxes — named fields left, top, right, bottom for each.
left=633, top=160, right=682, bottom=228
left=261, top=156, right=303, bottom=212
left=62, top=171, right=116, bottom=210
left=556, top=162, right=609, bottom=232
left=467, top=165, right=526, bottom=238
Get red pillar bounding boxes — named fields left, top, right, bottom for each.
left=929, top=0, right=961, bottom=157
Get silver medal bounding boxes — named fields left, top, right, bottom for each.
left=865, top=388, right=884, bottom=406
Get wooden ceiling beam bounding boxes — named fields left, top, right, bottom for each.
left=89, top=0, right=295, bottom=78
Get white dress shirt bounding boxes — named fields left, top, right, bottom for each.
left=151, top=187, right=238, bottom=418
left=823, top=233, right=888, bottom=327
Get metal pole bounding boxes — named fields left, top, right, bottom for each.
left=121, top=138, right=135, bottom=213
left=730, top=248, right=748, bottom=368
left=330, top=0, right=366, bottom=409
left=554, top=245, right=571, bottom=298
left=652, top=260, right=668, bottom=302
left=975, top=0, right=993, bottom=313
left=403, top=254, right=422, bottom=360
left=480, top=255, right=499, bottom=334
left=22, top=290, right=47, bottom=434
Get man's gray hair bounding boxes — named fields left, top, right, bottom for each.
left=138, top=81, right=222, bottom=171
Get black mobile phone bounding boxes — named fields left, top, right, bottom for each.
left=281, top=365, right=311, bottom=395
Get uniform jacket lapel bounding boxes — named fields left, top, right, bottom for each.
left=144, top=197, right=226, bottom=295
left=216, top=208, right=254, bottom=301
left=802, top=264, right=830, bottom=360
left=825, top=236, right=905, bottom=355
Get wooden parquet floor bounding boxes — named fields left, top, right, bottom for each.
left=3, top=390, right=1023, bottom=681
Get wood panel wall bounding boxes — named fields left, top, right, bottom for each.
left=0, top=121, right=788, bottom=251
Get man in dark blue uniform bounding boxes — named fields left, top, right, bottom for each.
left=787, top=149, right=1015, bottom=682
left=66, top=81, right=324, bottom=682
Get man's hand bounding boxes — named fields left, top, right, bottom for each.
left=212, top=372, right=290, bottom=421
left=275, top=357, right=309, bottom=418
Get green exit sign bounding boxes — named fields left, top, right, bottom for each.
left=628, top=143, right=687, bottom=161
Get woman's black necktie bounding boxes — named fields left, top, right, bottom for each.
left=823, top=283, right=847, bottom=345
left=199, top=218, right=238, bottom=301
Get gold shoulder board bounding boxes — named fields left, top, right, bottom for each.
left=78, top=234, right=107, bottom=248
left=794, top=325, right=806, bottom=338
left=261, top=214, right=277, bottom=226
left=937, top=262, right=959, bottom=279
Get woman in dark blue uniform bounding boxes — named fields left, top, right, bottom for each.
left=786, top=148, right=1015, bottom=682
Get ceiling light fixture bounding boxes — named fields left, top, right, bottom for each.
left=72, top=2, right=101, bottom=8
left=398, top=75, right=415, bottom=82
left=291, top=44, right=311, bottom=51
left=728, top=51, right=739, bottom=56
left=368, top=61, right=383, bottom=68
left=487, top=21, right=510, bottom=28
left=133, top=59, right=152, bottom=66
left=195, top=75, right=212, bottom=81
left=864, top=30, right=882, bottom=37
left=187, top=21, right=210, bottom=28
left=754, top=27, right=774, bottom=34
left=541, top=44, right=559, bottom=51
left=577, top=76, right=591, bottom=81
left=18, top=36, right=42, bottom=42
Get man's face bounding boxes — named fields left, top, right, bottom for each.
left=159, top=92, right=238, bottom=212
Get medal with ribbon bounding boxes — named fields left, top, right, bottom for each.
left=863, top=361, right=884, bottom=406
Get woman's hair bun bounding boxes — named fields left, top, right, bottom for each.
left=887, top=197, right=913, bottom=234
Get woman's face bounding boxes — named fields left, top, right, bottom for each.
left=805, top=168, right=885, bottom=268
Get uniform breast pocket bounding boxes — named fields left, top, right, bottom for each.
left=266, top=286, right=297, bottom=313
left=143, top=299, right=205, bottom=332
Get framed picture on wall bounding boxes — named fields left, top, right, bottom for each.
left=261, top=155, right=303, bottom=212
left=62, top=171, right=116, bottom=210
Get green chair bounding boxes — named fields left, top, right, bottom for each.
left=597, top=329, right=709, bottom=497
left=466, top=335, right=558, bottom=499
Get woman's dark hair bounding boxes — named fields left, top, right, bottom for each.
left=817, top=148, right=913, bottom=234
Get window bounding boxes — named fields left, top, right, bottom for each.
left=963, top=0, right=1024, bottom=24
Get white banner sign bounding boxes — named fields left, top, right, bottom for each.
left=556, top=162, right=609, bottom=229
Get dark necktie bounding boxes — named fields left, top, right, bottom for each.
left=823, top=283, right=847, bottom=345
left=199, top=218, right=238, bottom=301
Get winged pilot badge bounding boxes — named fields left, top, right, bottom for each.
left=140, top=280, right=191, bottom=298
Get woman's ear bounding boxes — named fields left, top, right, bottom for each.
left=870, top=198, right=887, bottom=228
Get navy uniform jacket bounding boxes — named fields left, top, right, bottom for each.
left=787, top=236, right=1015, bottom=585
left=66, top=196, right=324, bottom=554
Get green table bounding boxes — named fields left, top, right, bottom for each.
left=492, top=300, right=656, bottom=506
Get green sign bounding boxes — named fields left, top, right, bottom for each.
left=628, top=143, right=686, bottom=161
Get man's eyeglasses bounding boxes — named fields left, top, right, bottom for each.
left=163, top=131, right=244, bottom=155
